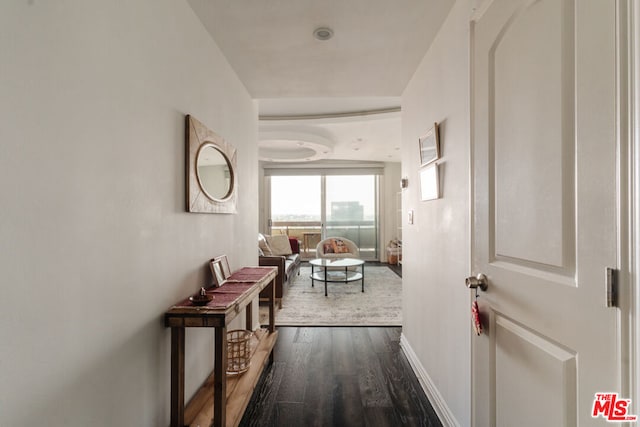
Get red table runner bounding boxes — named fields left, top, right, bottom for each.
left=227, top=267, right=275, bottom=281
left=173, top=267, right=276, bottom=309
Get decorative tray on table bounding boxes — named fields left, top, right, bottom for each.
left=189, top=287, right=213, bottom=306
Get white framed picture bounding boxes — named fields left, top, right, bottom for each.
left=209, top=255, right=230, bottom=287
left=420, top=163, right=439, bottom=201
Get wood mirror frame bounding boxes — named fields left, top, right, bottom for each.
left=186, top=115, right=237, bottom=213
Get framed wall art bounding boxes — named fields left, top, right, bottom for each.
left=209, top=256, right=230, bottom=287
left=186, top=115, right=237, bottom=214
left=418, top=122, right=440, bottom=166
left=420, top=163, right=440, bottom=201
left=213, top=254, right=231, bottom=278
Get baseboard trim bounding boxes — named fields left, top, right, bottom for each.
left=400, top=333, right=460, bottom=427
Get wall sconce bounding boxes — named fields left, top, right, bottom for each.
left=400, top=177, right=409, bottom=189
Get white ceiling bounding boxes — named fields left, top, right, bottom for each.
left=187, top=0, right=454, bottom=163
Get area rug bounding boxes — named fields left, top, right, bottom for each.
left=259, top=265, right=402, bottom=326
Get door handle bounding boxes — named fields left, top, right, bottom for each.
left=465, top=273, right=488, bottom=291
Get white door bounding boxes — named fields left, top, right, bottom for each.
left=471, top=0, right=623, bottom=425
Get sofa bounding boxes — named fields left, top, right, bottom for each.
left=258, top=233, right=301, bottom=308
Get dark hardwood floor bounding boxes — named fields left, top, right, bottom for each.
left=239, top=327, right=442, bottom=427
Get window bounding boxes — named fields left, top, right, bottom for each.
left=268, top=173, right=379, bottom=260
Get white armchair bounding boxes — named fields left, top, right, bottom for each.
left=315, top=237, right=360, bottom=259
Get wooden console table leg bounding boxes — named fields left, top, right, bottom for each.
left=246, top=301, right=253, bottom=331
left=213, top=326, right=227, bottom=427
left=268, top=277, right=275, bottom=333
left=170, top=327, right=185, bottom=427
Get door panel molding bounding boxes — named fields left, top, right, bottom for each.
left=489, top=259, right=576, bottom=287
left=487, top=0, right=576, bottom=276
left=494, top=314, right=577, bottom=427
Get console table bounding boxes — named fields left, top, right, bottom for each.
left=164, top=266, right=278, bottom=427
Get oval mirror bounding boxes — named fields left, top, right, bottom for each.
left=196, top=144, right=233, bottom=201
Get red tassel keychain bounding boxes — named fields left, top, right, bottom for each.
left=472, top=300, right=482, bottom=336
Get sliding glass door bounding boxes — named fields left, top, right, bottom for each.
left=325, top=175, right=377, bottom=260
left=269, top=175, right=323, bottom=256
left=269, top=174, right=379, bottom=260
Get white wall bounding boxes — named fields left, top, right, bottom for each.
left=382, top=162, right=401, bottom=262
left=0, top=1, right=257, bottom=426
left=401, top=0, right=471, bottom=425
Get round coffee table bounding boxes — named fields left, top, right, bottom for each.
left=309, top=258, right=365, bottom=296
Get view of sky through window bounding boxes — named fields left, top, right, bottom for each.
left=271, top=175, right=375, bottom=222
left=271, top=176, right=321, bottom=221
left=326, top=175, right=375, bottom=221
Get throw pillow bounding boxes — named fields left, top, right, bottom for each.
left=323, top=241, right=335, bottom=253
left=332, top=238, right=351, bottom=254
left=258, top=233, right=273, bottom=256
left=266, top=234, right=292, bottom=256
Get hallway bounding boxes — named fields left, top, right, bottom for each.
left=240, top=327, right=441, bottom=427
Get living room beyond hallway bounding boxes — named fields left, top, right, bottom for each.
left=259, top=262, right=402, bottom=327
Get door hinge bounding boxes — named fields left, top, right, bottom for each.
left=606, top=267, right=618, bottom=308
